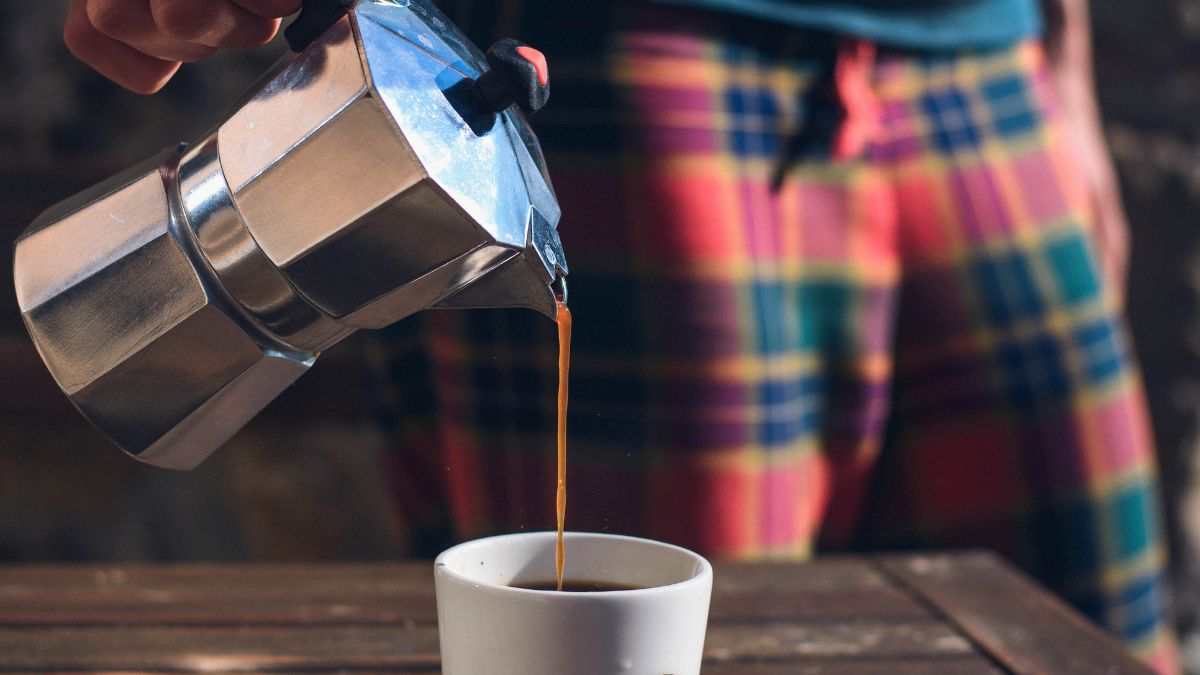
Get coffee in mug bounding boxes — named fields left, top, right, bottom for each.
left=510, top=580, right=647, bottom=592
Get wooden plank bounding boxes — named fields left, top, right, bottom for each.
left=702, top=658, right=1005, bottom=674
left=0, top=621, right=972, bottom=672
left=0, top=563, right=437, bottom=625
left=711, top=559, right=929, bottom=621
left=878, top=551, right=1152, bottom=675
left=0, top=665, right=993, bottom=675
left=0, top=560, right=929, bottom=625
left=31, top=667, right=436, bottom=672
left=0, top=625, right=440, bottom=671
left=0, top=563, right=437, bottom=595
left=0, top=596, right=439, bottom=626
left=703, top=621, right=974, bottom=661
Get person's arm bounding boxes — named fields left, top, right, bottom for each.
left=63, top=0, right=301, bottom=94
left=1040, top=0, right=1130, bottom=298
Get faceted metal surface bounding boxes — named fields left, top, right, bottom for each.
left=219, top=19, right=368, bottom=195
left=179, top=137, right=351, bottom=351
left=13, top=0, right=568, bottom=469
left=14, top=166, right=311, bottom=470
left=218, top=1, right=568, bottom=324
left=356, top=0, right=488, bottom=77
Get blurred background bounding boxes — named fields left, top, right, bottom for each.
left=3, top=0, right=1200, bottom=665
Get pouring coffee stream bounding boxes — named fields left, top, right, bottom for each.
left=554, top=286, right=572, bottom=592
left=13, top=0, right=568, bottom=476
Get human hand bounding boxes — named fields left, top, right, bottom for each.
left=64, top=0, right=302, bottom=94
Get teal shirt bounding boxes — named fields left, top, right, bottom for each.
left=651, top=0, right=1043, bottom=50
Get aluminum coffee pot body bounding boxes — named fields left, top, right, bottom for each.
left=13, top=0, right=567, bottom=470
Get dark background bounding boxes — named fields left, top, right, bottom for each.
left=2, top=0, right=1200, bottom=662
left=1095, top=0, right=1200, bottom=662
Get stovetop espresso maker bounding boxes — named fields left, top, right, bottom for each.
left=13, top=0, right=567, bottom=470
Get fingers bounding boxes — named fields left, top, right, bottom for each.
left=66, top=0, right=293, bottom=94
left=86, top=0, right=216, bottom=62
left=149, top=0, right=279, bottom=48
left=229, top=0, right=303, bottom=19
left=65, top=0, right=181, bottom=94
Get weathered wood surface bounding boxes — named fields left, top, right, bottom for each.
left=702, top=661, right=1004, bottom=675
left=0, top=622, right=976, bottom=671
left=0, top=553, right=1146, bottom=673
left=0, top=559, right=925, bottom=625
left=878, top=552, right=1154, bottom=675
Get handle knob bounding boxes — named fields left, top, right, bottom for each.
left=475, top=39, right=551, bottom=115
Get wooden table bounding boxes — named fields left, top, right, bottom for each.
left=0, top=551, right=1149, bottom=673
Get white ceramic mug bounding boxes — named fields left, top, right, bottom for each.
left=434, top=531, right=713, bottom=675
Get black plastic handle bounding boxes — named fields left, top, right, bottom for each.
left=283, top=3, right=551, bottom=117
left=475, top=38, right=551, bottom=115
left=285, top=0, right=354, bottom=52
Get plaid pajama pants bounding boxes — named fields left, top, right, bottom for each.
left=370, top=2, right=1176, bottom=668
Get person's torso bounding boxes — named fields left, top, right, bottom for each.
left=648, top=0, right=1042, bottom=49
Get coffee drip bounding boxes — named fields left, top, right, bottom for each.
left=554, top=296, right=572, bottom=591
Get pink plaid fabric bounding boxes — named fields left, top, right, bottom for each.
left=370, top=3, right=1177, bottom=669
